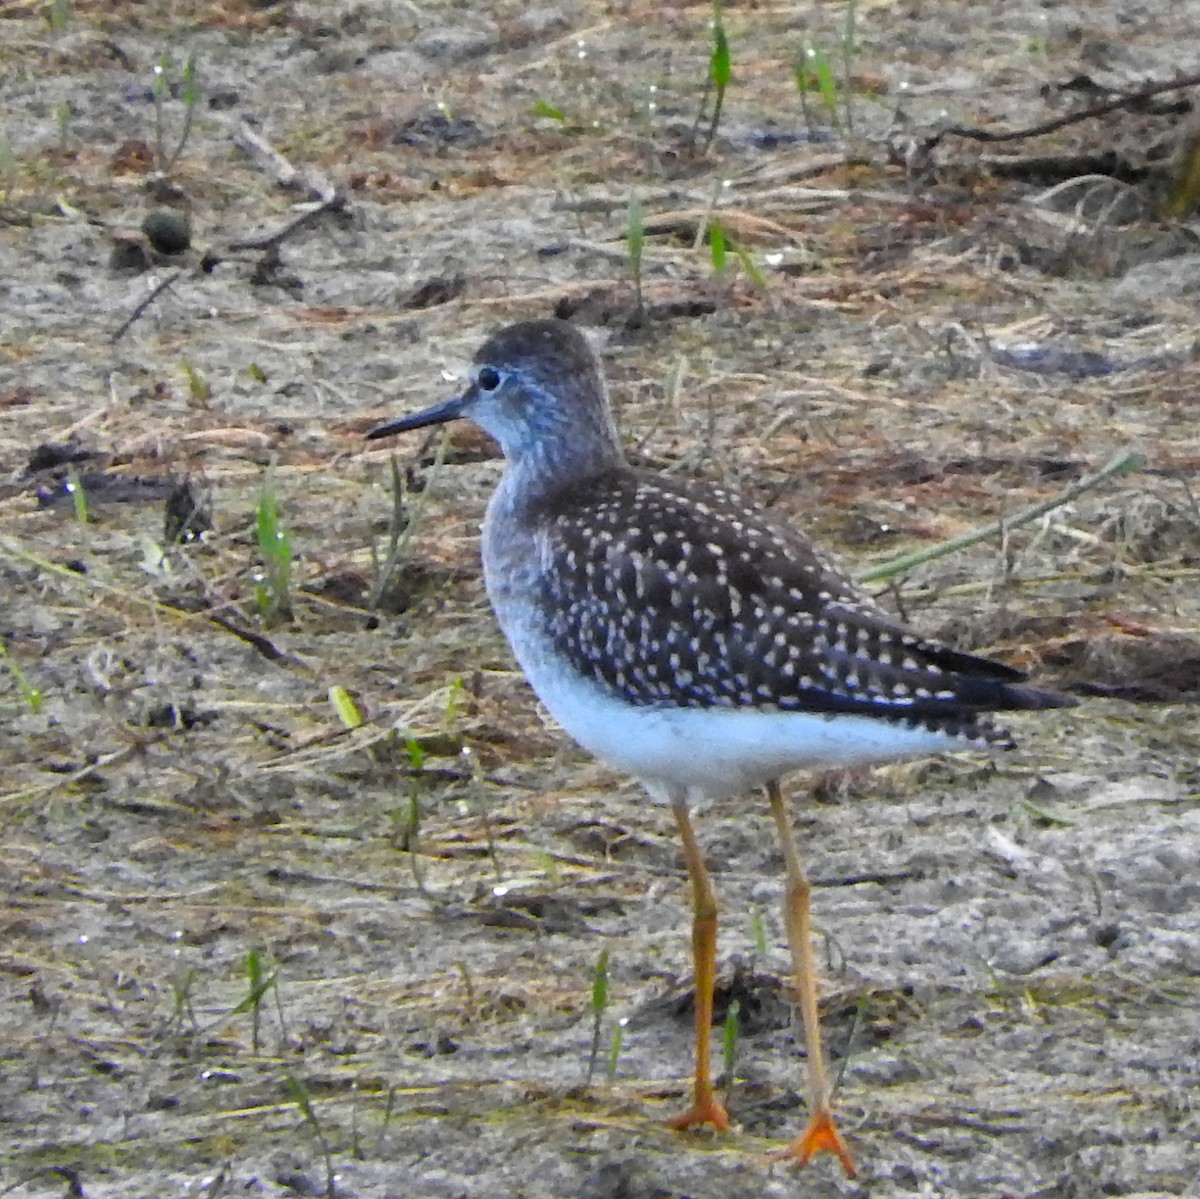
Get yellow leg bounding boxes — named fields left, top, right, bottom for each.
left=766, top=780, right=857, bottom=1178
left=665, top=796, right=731, bottom=1134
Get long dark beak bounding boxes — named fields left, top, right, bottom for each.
left=366, top=394, right=467, bottom=440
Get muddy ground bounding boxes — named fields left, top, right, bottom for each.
left=1, top=2, right=1199, bottom=1197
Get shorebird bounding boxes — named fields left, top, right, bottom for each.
left=367, top=318, right=1073, bottom=1174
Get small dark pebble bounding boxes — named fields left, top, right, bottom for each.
left=141, top=209, right=192, bottom=255
left=403, top=272, right=466, bottom=310
left=207, top=87, right=240, bottom=110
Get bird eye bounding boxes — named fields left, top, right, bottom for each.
left=476, top=366, right=502, bottom=392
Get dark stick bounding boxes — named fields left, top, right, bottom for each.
left=922, top=70, right=1200, bottom=152
left=111, top=268, right=184, bottom=342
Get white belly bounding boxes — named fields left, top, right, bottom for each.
left=497, top=607, right=955, bottom=801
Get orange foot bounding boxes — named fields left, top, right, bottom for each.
left=666, top=1092, right=731, bottom=1133
left=770, top=1106, right=857, bottom=1178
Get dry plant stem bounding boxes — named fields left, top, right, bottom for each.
left=766, top=780, right=857, bottom=1177
left=227, top=117, right=347, bottom=253
left=1, top=745, right=137, bottom=808
left=367, top=430, right=451, bottom=610
left=227, top=191, right=347, bottom=254
left=923, top=70, right=1200, bottom=151
left=231, top=117, right=339, bottom=201
left=666, top=797, right=731, bottom=1134
left=856, top=447, right=1143, bottom=585
left=0, top=537, right=307, bottom=669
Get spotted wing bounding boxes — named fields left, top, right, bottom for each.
left=536, top=470, right=1069, bottom=731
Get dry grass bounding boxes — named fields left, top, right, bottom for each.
left=1, top=2, right=1199, bottom=1196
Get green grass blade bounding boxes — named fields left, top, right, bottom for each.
left=722, top=998, right=741, bottom=1076
left=710, top=18, right=731, bottom=91
left=0, top=640, right=44, bottom=713
left=703, top=5, right=732, bottom=153
left=329, top=685, right=363, bottom=729
left=591, top=948, right=610, bottom=1013
left=709, top=219, right=727, bottom=273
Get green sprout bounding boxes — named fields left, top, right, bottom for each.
left=0, top=140, right=17, bottom=197
left=797, top=44, right=840, bottom=129
left=732, top=240, right=767, bottom=287
left=329, top=685, right=363, bottom=730
left=152, top=52, right=200, bottom=175
left=795, top=47, right=824, bottom=131
left=65, top=466, right=88, bottom=523
left=813, top=46, right=840, bottom=121
left=443, top=676, right=466, bottom=730
left=722, top=998, right=741, bottom=1107
left=586, top=947, right=610, bottom=1083
left=463, top=742, right=503, bottom=882
left=284, top=1073, right=336, bottom=1198
left=180, top=360, right=210, bottom=405
left=709, top=218, right=727, bottom=273
left=796, top=3, right=860, bottom=135
left=532, top=99, right=565, bottom=123
left=1, top=640, right=44, bottom=713
left=254, top=479, right=293, bottom=625
left=167, top=964, right=199, bottom=1035
left=403, top=735, right=427, bottom=771
left=704, top=217, right=766, bottom=287
left=231, top=947, right=277, bottom=1054
left=835, top=993, right=869, bottom=1092
left=702, top=1, right=732, bottom=155
left=368, top=431, right=450, bottom=611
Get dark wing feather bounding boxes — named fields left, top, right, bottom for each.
left=535, top=470, right=1073, bottom=728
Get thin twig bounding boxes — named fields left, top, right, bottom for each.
left=856, top=448, right=1144, bottom=584
left=226, top=194, right=346, bottom=253
left=111, top=268, right=184, bottom=342
left=923, top=71, right=1200, bottom=152
left=231, top=117, right=340, bottom=202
